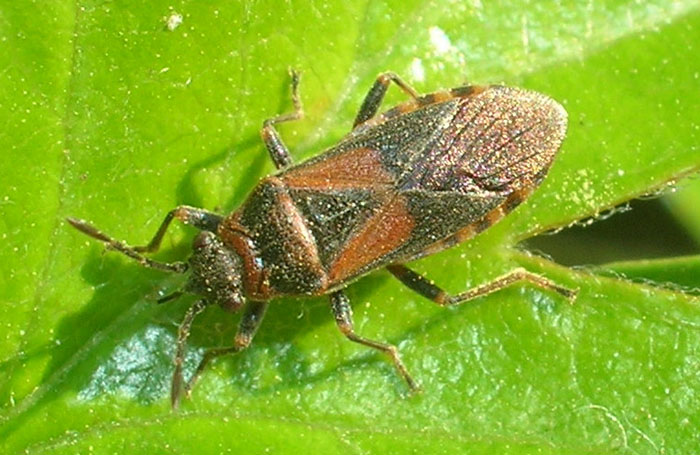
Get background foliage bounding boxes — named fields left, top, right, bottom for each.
left=1, top=0, right=699, bottom=453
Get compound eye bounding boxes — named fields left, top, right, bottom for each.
left=193, top=231, right=216, bottom=249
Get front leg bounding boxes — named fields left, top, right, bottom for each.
left=66, top=205, right=221, bottom=273
left=260, top=69, right=304, bottom=169
left=134, top=206, right=222, bottom=253
left=175, top=300, right=269, bottom=406
left=171, top=299, right=209, bottom=408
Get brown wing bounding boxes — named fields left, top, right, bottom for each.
left=281, top=147, right=398, bottom=269
left=279, top=85, right=567, bottom=286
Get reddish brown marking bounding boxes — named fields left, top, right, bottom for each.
left=260, top=128, right=278, bottom=150
left=282, top=147, right=395, bottom=190
left=220, top=178, right=328, bottom=299
left=434, top=290, right=449, bottom=306
left=218, top=215, right=271, bottom=300
left=329, top=196, right=415, bottom=283
left=450, top=86, right=475, bottom=97
left=485, top=206, right=506, bottom=226
left=174, top=206, right=190, bottom=221
left=503, top=186, right=534, bottom=212
left=233, top=333, right=252, bottom=348
left=271, top=177, right=329, bottom=290
left=381, top=99, right=419, bottom=121
left=359, top=86, right=489, bottom=131
left=419, top=187, right=530, bottom=258
left=272, top=177, right=321, bottom=256
left=416, top=93, right=437, bottom=105
left=472, top=205, right=506, bottom=236
left=384, top=86, right=487, bottom=119
left=417, top=90, right=452, bottom=106
left=449, top=85, right=487, bottom=98
left=396, top=99, right=419, bottom=112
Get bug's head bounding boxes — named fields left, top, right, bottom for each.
left=184, top=231, right=244, bottom=312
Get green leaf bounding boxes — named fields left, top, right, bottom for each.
left=2, top=1, right=699, bottom=453
left=667, top=178, right=700, bottom=243
left=597, top=255, right=700, bottom=294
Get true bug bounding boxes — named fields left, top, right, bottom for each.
left=68, top=70, right=575, bottom=407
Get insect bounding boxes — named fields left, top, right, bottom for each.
left=68, top=70, right=575, bottom=407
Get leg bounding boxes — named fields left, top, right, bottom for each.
left=132, top=205, right=222, bottom=253
left=181, top=300, right=269, bottom=401
left=66, top=217, right=187, bottom=273
left=171, top=299, right=209, bottom=408
left=353, top=72, right=420, bottom=127
left=330, top=290, right=419, bottom=391
left=261, top=69, right=304, bottom=169
left=386, top=264, right=577, bottom=306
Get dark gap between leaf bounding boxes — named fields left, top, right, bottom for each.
left=525, top=196, right=700, bottom=265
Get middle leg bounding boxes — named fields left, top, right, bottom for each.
left=330, top=290, right=419, bottom=391
left=353, top=72, right=420, bottom=127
